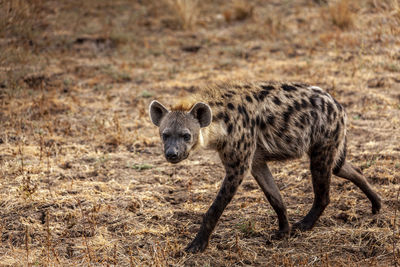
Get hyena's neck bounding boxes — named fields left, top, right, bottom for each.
left=199, top=119, right=227, bottom=150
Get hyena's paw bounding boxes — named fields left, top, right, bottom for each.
left=290, top=220, right=314, bottom=235
left=185, top=236, right=208, bottom=253
left=271, top=228, right=290, bottom=240
left=371, top=196, right=382, bottom=214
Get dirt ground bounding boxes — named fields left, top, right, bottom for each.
left=0, top=0, right=400, bottom=266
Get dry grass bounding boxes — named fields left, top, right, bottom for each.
left=329, top=0, right=354, bottom=30
left=224, top=0, right=254, bottom=22
left=164, top=0, right=200, bottom=30
left=0, top=0, right=399, bottom=266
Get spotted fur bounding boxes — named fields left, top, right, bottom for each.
left=149, top=80, right=382, bottom=253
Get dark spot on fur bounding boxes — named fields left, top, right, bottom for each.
left=217, top=112, right=230, bottom=124
left=238, top=105, right=243, bottom=114
left=242, top=107, right=250, bottom=122
left=267, top=115, right=275, bottom=126
left=227, top=103, right=235, bottom=110
left=236, top=142, right=240, bottom=150
left=261, top=85, right=275, bottom=91
left=282, top=84, right=297, bottom=92
left=285, top=94, right=294, bottom=99
left=245, top=95, right=253, bottom=103
left=284, top=135, right=292, bottom=144
left=209, top=102, right=215, bottom=107
left=256, top=115, right=260, bottom=125
left=300, top=113, right=309, bottom=124
left=294, top=100, right=301, bottom=111
left=310, top=110, right=318, bottom=121
left=260, top=120, right=266, bottom=130
left=224, top=93, right=233, bottom=98
left=227, top=124, right=233, bottom=134
left=301, top=99, right=308, bottom=108
left=295, top=121, right=304, bottom=129
left=251, top=118, right=256, bottom=127
left=273, top=97, right=281, bottom=105
left=331, top=110, right=337, bottom=121
left=320, top=99, right=326, bottom=113
left=258, top=90, right=269, bottom=101
left=224, top=114, right=230, bottom=123
left=279, top=125, right=287, bottom=133
left=309, top=96, right=317, bottom=108
left=216, top=101, right=223, bottom=106
left=221, top=141, right=227, bottom=150
left=283, top=106, right=294, bottom=123
left=244, top=85, right=251, bottom=89
left=327, top=102, right=334, bottom=114
left=242, top=118, right=247, bottom=128
left=216, top=112, right=224, bottom=120
left=252, top=92, right=260, bottom=102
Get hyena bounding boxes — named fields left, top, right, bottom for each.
left=148, top=81, right=381, bottom=253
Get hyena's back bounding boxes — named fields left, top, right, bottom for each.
left=197, top=81, right=347, bottom=164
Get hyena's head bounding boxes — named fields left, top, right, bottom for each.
left=149, top=100, right=212, bottom=164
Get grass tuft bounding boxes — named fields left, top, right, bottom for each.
left=224, top=0, right=254, bottom=22
left=164, top=0, right=199, bottom=30
left=329, top=0, right=354, bottom=30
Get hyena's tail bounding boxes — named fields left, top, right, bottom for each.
left=332, top=137, right=347, bottom=175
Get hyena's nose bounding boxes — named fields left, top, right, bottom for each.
left=166, top=149, right=179, bottom=161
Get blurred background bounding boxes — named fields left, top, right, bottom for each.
left=0, top=0, right=399, bottom=266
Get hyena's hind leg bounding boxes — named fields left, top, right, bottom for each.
left=251, top=146, right=290, bottom=237
left=292, top=144, right=335, bottom=232
left=334, top=160, right=382, bottom=214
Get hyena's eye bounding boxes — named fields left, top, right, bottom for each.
left=162, top=133, right=170, bottom=141
left=183, top=133, right=191, bottom=142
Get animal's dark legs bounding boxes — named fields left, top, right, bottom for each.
left=251, top=147, right=289, bottom=237
left=292, top=145, right=334, bottom=232
left=185, top=167, right=246, bottom=253
left=334, top=161, right=381, bottom=214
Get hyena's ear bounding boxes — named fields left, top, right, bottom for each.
left=149, top=100, right=169, bottom=127
left=189, top=102, right=212, bottom=128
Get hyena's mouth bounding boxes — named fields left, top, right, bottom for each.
left=166, top=153, right=189, bottom=164
left=166, top=157, right=182, bottom=164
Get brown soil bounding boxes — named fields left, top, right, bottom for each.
left=0, top=0, right=399, bottom=266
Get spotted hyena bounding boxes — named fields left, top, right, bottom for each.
left=148, top=81, right=381, bottom=253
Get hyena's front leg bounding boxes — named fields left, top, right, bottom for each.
left=185, top=162, right=248, bottom=253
